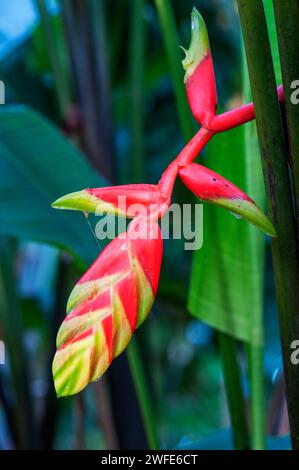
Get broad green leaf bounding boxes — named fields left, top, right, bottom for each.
left=188, top=119, right=265, bottom=345
left=264, top=0, right=282, bottom=83
left=0, top=106, right=106, bottom=265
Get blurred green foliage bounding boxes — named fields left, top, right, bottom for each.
left=0, top=0, right=288, bottom=450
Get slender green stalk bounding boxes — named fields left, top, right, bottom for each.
left=127, top=338, right=159, bottom=450
left=246, top=343, right=265, bottom=449
left=237, top=0, right=299, bottom=450
left=154, top=0, right=194, bottom=141
left=61, top=0, right=114, bottom=178
left=218, top=333, right=249, bottom=449
left=0, top=378, right=19, bottom=447
left=36, top=0, right=71, bottom=118
left=273, top=0, right=299, bottom=249
left=74, top=394, right=85, bottom=449
left=38, top=257, right=69, bottom=449
left=93, top=379, right=119, bottom=449
left=241, top=43, right=266, bottom=450
left=89, top=0, right=115, bottom=180
left=110, top=0, right=127, bottom=78
left=128, top=0, right=145, bottom=182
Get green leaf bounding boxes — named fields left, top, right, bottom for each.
left=264, top=0, right=282, bottom=83
left=154, top=0, right=195, bottom=141
left=0, top=105, right=106, bottom=265
left=188, top=120, right=265, bottom=344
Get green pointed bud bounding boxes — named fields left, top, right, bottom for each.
left=52, top=190, right=100, bottom=212
left=182, top=7, right=210, bottom=82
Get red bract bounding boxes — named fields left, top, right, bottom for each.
left=182, top=8, right=217, bottom=127
left=179, top=163, right=276, bottom=236
left=52, top=183, right=168, bottom=217
left=182, top=9, right=284, bottom=132
left=53, top=218, right=162, bottom=397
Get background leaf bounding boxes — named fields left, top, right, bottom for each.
left=188, top=86, right=264, bottom=345
left=0, top=105, right=105, bottom=265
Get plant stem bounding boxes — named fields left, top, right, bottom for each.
left=158, top=127, right=214, bottom=196
left=61, top=0, right=114, bottom=178
left=127, top=338, right=159, bottom=450
left=36, top=0, right=71, bottom=119
left=38, top=256, right=68, bottom=449
left=242, top=42, right=265, bottom=450
left=209, top=84, right=284, bottom=132
left=89, top=0, right=115, bottom=180
left=237, top=0, right=299, bottom=449
left=0, top=238, right=34, bottom=448
left=110, top=0, right=127, bottom=79
left=218, top=333, right=249, bottom=449
left=93, top=379, right=119, bottom=450
left=246, top=343, right=265, bottom=449
left=273, top=0, right=299, bottom=250
left=154, top=0, right=194, bottom=141
left=128, top=0, right=145, bottom=182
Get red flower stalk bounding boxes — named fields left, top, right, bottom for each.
left=51, top=7, right=282, bottom=397
left=208, top=84, right=284, bottom=132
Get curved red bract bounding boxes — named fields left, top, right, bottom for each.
left=179, top=163, right=252, bottom=202
left=86, top=184, right=167, bottom=216
left=53, top=219, right=163, bottom=397
left=185, top=54, right=217, bottom=126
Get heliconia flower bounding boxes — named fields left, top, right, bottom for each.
left=52, top=184, right=168, bottom=217
left=52, top=218, right=162, bottom=397
left=179, top=163, right=276, bottom=237
left=181, top=7, right=217, bottom=127
left=50, top=5, right=283, bottom=399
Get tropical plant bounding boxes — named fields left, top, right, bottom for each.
left=51, top=8, right=278, bottom=397
left=0, top=0, right=297, bottom=452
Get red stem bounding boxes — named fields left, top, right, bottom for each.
left=205, top=84, right=284, bottom=132
left=157, top=84, right=285, bottom=215
left=158, top=127, right=214, bottom=198
left=176, top=127, right=214, bottom=166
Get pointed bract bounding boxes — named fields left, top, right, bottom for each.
left=182, top=7, right=210, bottom=81
left=182, top=7, right=217, bottom=125
left=52, top=184, right=167, bottom=218
left=179, top=163, right=276, bottom=236
left=53, top=219, right=163, bottom=397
